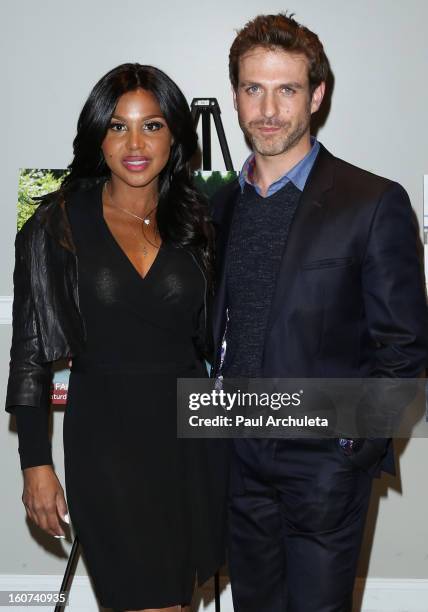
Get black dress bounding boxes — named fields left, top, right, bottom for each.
left=61, top=184, right=227, bottom=610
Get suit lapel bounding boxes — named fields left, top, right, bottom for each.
left=264, top=145, right=336, bottom=336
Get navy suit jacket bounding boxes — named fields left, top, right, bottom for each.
left=211, top=144, right=428, bottom=474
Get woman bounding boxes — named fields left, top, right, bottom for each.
left=6, top=63, right=229, bottom=612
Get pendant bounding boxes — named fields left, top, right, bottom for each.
left=144, top=219, right=150, bottom=225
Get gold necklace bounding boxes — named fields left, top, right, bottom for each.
left=104, top=182, right=160, bottom=257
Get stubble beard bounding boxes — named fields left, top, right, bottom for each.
left=240, top=114, right=311, bottom=157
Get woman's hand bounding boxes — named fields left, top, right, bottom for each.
left=22, top=465, right=69, bottom=538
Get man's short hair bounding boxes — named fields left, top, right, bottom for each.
left=229, top=13, right=330, bottom=93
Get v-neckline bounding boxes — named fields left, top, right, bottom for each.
left=98, top=183, right=164, bottom=282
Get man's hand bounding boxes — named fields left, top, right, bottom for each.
left=22, top=465, right=69, bottom=538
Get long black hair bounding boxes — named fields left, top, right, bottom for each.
left=58, top=63, right=213, bottom=281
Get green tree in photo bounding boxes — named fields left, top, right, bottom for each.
left=193, top=172, right=207, bottom=197
left=193, top=170, right=238, bottom=199
left=203, top=171, right=225, bottom=198
left=17, top=169, right=67, bottom=231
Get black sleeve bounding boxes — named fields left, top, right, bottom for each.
left=6, top=228, right=53, bottom=411
left=362, top=182, right=428, bottom=377
left=13, top=405, right=53, bottom=470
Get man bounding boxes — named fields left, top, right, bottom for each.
left=211, top=13, right=428, bottom=612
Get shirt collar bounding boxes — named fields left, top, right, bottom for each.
left=238, top=137, right=320, bottom=196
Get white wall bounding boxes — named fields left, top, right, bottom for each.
left=1, top=0, right=427, bottom=609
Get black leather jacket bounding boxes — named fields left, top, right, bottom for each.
left=6, top=196, right=84, bottom=410
left=6, top=190, right=210, bottom=411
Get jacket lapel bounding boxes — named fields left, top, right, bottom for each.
left=264, top=145, right=336, bottom=336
